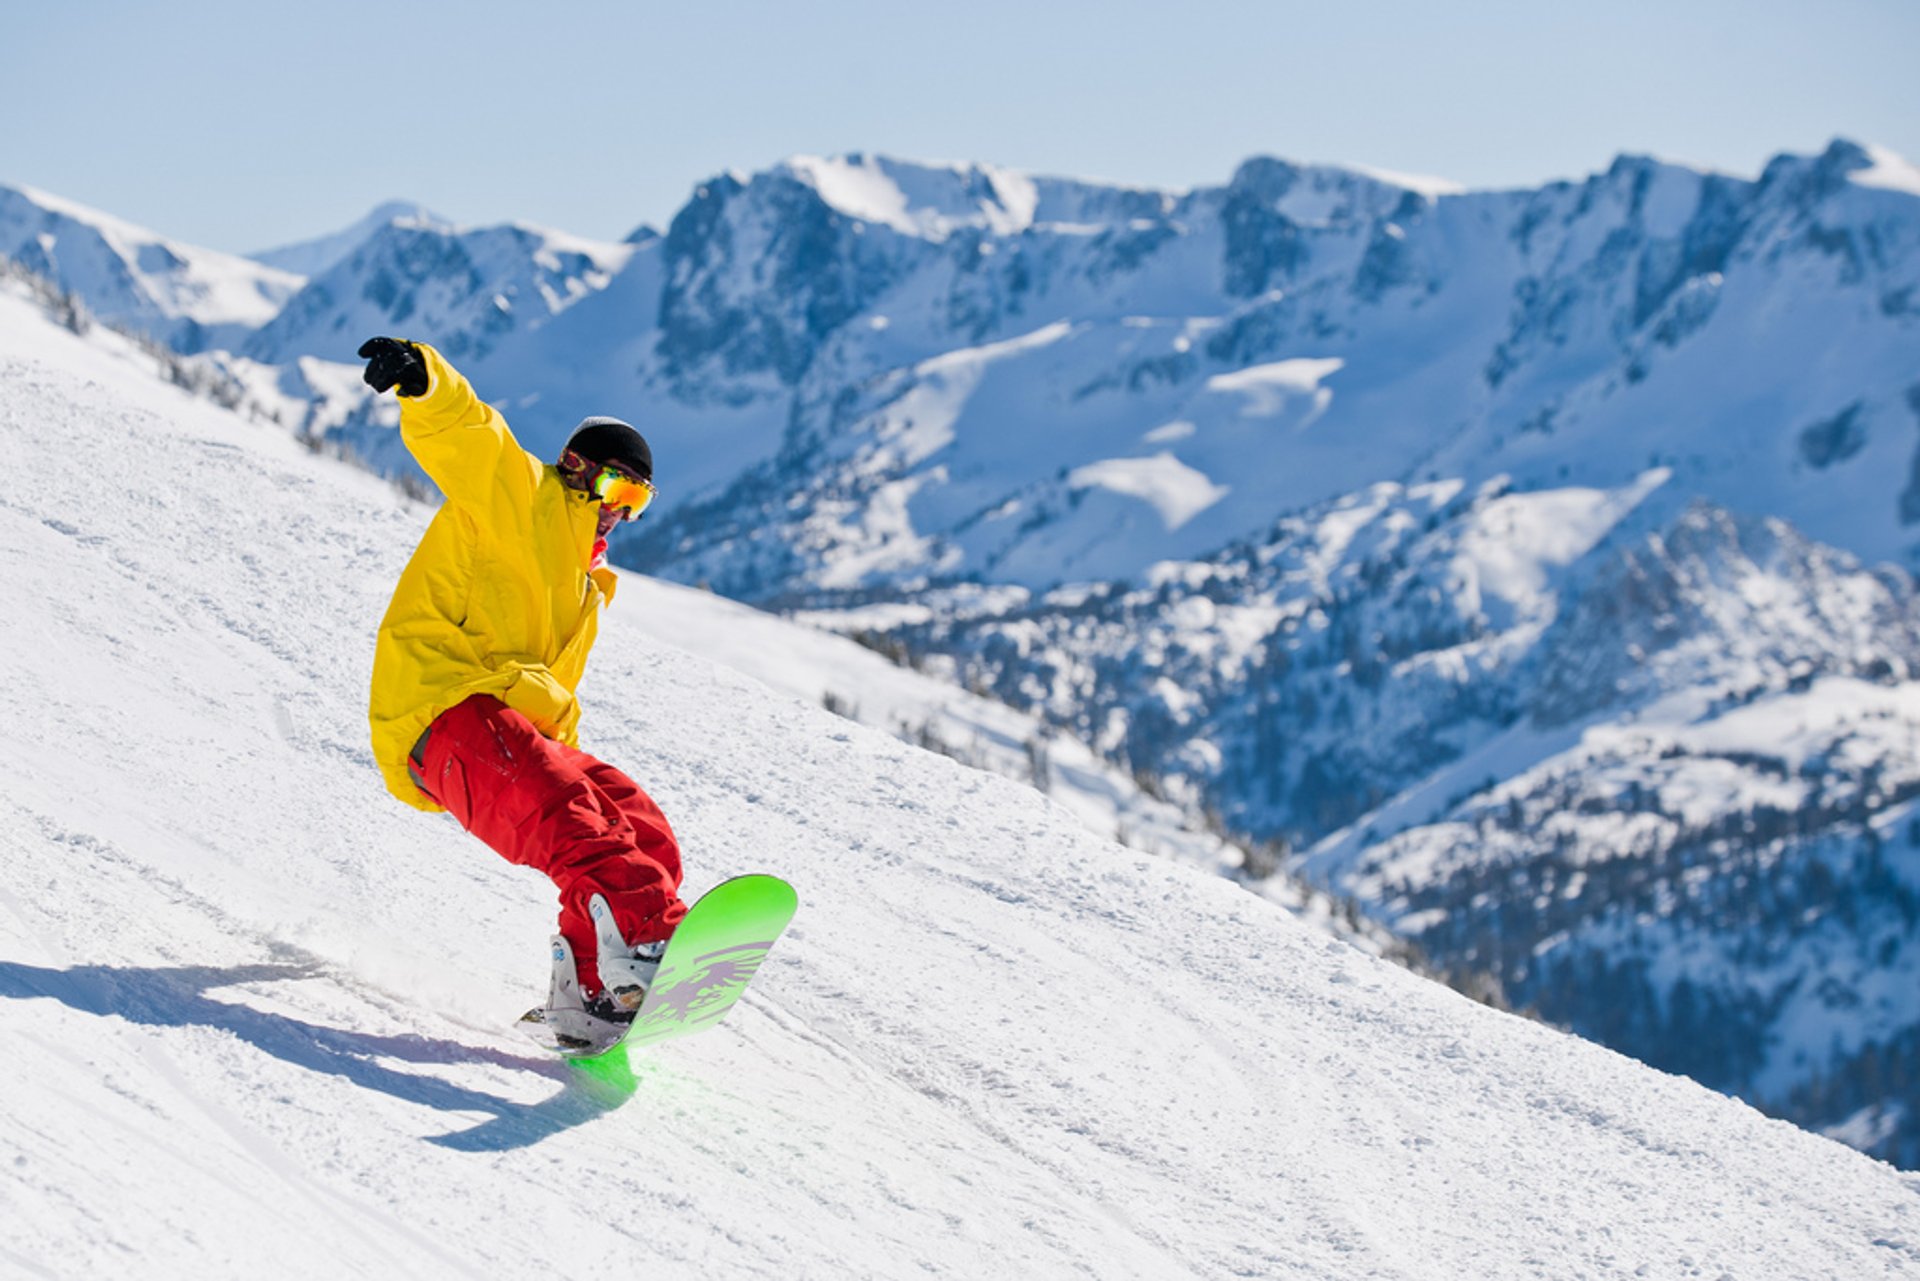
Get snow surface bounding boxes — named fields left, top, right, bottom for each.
left=1852, top=145, right=1920, bottom=197
left=1068, top=453, right=1229, bottom=531
left=785, top=155, right=1038, bottom=239
left=1343, top=163, right=1468, bottom=199
left=2, top=285, right=1919, bottom=1277
left=1203, top=358, right=1344, bottom=424
left=620, top=578, right=1234, bottom=872
left=1447, top=471, right=1668, bottom=630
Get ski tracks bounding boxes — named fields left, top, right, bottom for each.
left=0, top=794, right=572, bottom=1276
left=131, top=1031, right=476, bottom=1277
left=747, top=973, right=1210, bottom=1281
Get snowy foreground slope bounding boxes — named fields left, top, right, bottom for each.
left=2, top=294, right=1917, bottom=1278
left=612, top=575, right=1395, bottom=954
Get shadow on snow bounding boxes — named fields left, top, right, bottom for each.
left=0, top=957, right=651, bottom=1152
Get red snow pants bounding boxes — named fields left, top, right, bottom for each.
left=410, top=694, right=687, bottom=993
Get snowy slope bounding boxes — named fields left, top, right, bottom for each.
left=626, top=576, right=1246, bottom=872
left=3, top=264, right=1919, bottom=1279
left=0, top=184, right=301, bottom=353
left=615, top=576, right=1392, bottom=953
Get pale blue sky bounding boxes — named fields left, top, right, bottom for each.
left=5, top=0, right=1915, bottom=256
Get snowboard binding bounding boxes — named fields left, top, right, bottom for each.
left=516, top=934, right=632, bottom=1057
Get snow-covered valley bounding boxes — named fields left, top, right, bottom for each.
left=4, top=249, right=1919, bottom=1278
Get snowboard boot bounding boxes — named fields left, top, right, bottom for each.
left=589, top=893, right=669, bottom=1013
left=517, top=934, right=630, bottom=1055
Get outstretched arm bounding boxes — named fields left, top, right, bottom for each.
left=358, top=336, right=540, bottom=515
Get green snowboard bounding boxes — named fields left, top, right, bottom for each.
left=525, top=874, right=798, bottom=1062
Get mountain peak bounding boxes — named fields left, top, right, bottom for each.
left=1749, top=136, right=1920, bottom=203
left=249, top=199, right=453, bottom=278
left=1847, top=140, right=1920, bottom=198
left=0, top=182, right=300, bottom=349
left=1224, top=153, right=1454, bottom=226
left=777, top=153, right=1041, bottom=239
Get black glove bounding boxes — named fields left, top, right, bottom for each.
left=357, top=337, right=429, bottom=397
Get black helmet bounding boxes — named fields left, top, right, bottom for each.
left=564, top=416, right=652, bottom=482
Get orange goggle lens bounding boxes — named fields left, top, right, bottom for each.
left=591, top=466, right=656, bottom=520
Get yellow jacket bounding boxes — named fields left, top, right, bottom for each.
left=369, top=344, right=619, bottom=811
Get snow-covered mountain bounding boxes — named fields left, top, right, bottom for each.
left=7, top=138, right=1920, bottom=1168
left=249, top=199, right=453, bottom=278
left=5, top=248, right=1920, bottom=1281
left=0, top=183, right=301, bottom=353
left=243, top=217, right=640, bottom=370
left=622, top=141, right=1920, bottom=597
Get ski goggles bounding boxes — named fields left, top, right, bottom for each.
left=561, top=449, right=656, bottom=520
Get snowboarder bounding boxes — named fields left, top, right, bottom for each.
left=361, top=336, right=686, bottom=1036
